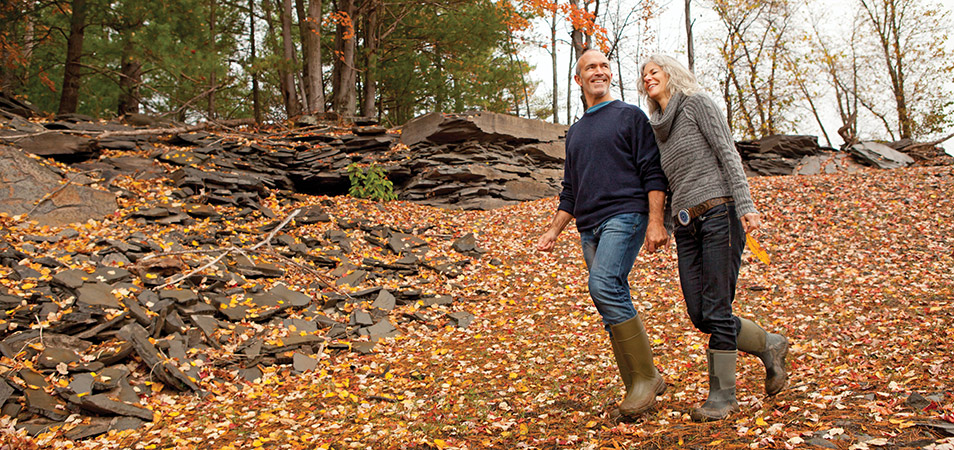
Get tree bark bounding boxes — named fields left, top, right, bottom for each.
left=58, top=0, right=88, bottom=115
left=279, top=0, right=301, bottom=117
left=685, top=0, right=694, bottom=72
left=117, top=36, right=142, bottom=116
left=361, top=0, right=378, bottom=117
left=208, top=0, right=217, bottom=119
left=550, top=9, right=558, bottom=124
left=332, top=0, right=357, bottom=115
left=301, top=0, right=325, bottom=113
left=249, top=0, right=262, bottom=123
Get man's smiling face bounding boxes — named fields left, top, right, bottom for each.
left=575, top=51, right=613, bottom=104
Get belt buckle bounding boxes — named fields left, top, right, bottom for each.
left=677, top=209, right=691, bottom=226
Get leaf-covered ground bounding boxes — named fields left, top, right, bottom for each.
left=3, top=164, right=953, bottom=449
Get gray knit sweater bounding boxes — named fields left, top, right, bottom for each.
left=649, top=92, right=757, bottom=220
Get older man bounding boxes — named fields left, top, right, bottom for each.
left=537, top=49, right=669, bottom=417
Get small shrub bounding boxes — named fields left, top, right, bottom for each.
left=347, top=163, right=398, bottom=201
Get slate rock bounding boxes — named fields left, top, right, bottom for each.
left=451, top=233, right=485, bottom=257
left=0, top=379, right=14, bottom=406
left=367, top=319, right=401, bottom=342
left=52, top=268, right=90, bottom=289
left=292, top=352, right=318, bottom=373
left=239, top=366, right=263, bottom=383
left=76, top=282, right=121, bottom=308
left=336, top=269, right=367, bottom=287
left=24, top=388, right=69, bottom=421
left=37, top=346, right=80, bottom=369
left=64, top=417, right=113, bottom=440
left=850, top=141, right=915, bottom=169
left=352, top=341, right=376, bottom=354
left=91, top=266, right=132, bottom=284
left=350, top=309, right=374, bottom=327
left=69, top=373, right=95, bottom=396
left=190, top=314, right=220, bottom=338
left=79, top=393, right=154, bottom=421
left=283, top=318, right=318, bottom=334
left=423, top=295, right=455, bottom=307
left=269, top=284, right=313, bottom=307
left=447, top=311, right=475, bottom=328
left=371, top=290, right=396, bottom=312
left=0, top=146, right=118, bottom=226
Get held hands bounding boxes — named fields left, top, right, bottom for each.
left=741, top=212, right=761, bottom=234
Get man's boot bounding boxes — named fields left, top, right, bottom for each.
left=690, top=349, right=740, bottom=422
left=610, top=316, right=666, bottom=416
left=737, top=318, right=789, bottom=396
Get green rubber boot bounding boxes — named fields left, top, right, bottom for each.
left=610, top=316, right=666, bottom=416
left=690, top=349, right=740, bottom=422
left=737, top=318, right=789, bottom=396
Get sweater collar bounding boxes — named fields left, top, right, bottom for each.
left=649, top=92, right=684, bottom=143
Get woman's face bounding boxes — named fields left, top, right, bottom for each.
left=642, top=62, right=669, bottom=102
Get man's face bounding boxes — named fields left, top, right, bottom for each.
left=574, top=51, right=613, bottom=101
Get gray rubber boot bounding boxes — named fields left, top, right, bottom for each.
left=610, top=316, right=666, bottom=416
left=690, top=349, right=740, bottom=422
left=737, top=318, right=789, bottom=396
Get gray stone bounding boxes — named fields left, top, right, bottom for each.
left=269, top=284, right=313, bottom=307
left=79, top=394, right=154, bottom=421
left=0, top=146, right=118, bottom=226
left=37, top=347, right=80, bottom=369
left=0, top=379, right=14, bottom=406
left=371, top=290, right=396, bottom=311
left=850, top=141, right=915, bottom=169
left=24, top=388, right=69, bottom=421
left=292, top=352, right=318, bottom=372
left=350, top=309, right=374, bottom=327
left=91, top=266, right=132, bottom=284
left=336, top=269, right=367, bottom=287
left=52, top=269, right=90, bottom=289
left=367, top=319, right=401, bottom=342
left=447, top=311, right=475, bottom=328
left=76, top=282, right=121, bottom=308
left=69, top=373, right=95, bottom=396
left=352, top=341, right=375, bottom=354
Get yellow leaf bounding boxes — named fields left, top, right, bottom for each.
left=709, top=440, right=723, bottom=446
left=756, top=417, right=768, bottom=426
left=433, top=439, right=447, bottom=449
left=585, top=420, right=597, bottom=428
left=746, top=234, right=770, bottom=264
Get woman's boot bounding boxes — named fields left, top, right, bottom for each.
left=690, top=349, right=740, bottom=422
left=737, top=318, right=789, bottom=396
left=610, top=316, right=666, bottom=416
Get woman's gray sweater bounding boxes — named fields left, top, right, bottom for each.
left=649, top=92, right=757, bottom=220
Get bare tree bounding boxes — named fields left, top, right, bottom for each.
left=859, top=0, right=952, bottom=139
left=331, top=0, right=356, bottom=115
left=299, top=0, right=325, bottom=113
left=278, top=0, right=301, bottom=117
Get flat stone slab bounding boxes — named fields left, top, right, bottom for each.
left=76, top=282, right=121, bottom=308
left=79, top=394, right=154, bottom=421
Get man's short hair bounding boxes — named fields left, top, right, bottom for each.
left=574, top=48, right=605, bottom=77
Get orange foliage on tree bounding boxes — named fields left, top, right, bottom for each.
left=499, top=0, right=608, bottom=50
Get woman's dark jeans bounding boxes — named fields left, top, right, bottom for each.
left=674, top=203, right=744, bottom=350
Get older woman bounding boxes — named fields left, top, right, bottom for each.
left=638, top=54, right=789, bottom=421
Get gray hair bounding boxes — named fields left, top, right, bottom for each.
left=637, top=54, right=701, bottom=115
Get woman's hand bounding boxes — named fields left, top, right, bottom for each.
left=741, top=213, right=761, bottom=234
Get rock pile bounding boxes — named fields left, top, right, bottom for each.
left=0, top=146, right=483, bottom=440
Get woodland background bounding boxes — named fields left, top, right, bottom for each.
left=1, top=0, right=952, bottom=144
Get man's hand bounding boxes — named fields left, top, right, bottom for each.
left=741, top=212, right=761, bottom=234
left=537, top=231, right=559, bottom=252
left=644, top=221, right=669, bottom=253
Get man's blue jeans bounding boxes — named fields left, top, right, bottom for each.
left=674, top=203, right=744, bottom=351
left=580, top=213, right=648, bottom=333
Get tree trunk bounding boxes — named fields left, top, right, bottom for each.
left=208, top=0, right=217, bottom=119
left=279, top=0, right=301, bottom=117
left=361, top=0, right=378, bottom=117
left=117, top=35, right=142, bottom=116
left=550, top=9, right=558, bottom=124
left=685, top=0, right=694, bottom=72
left=332, top=0, right=357, bottom=115
left=249, top=0, right=262, bottom=123
left=301, top=0, right=325, bottom=113
left=58, top=0, right=88, bottom=115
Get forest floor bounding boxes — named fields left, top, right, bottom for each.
left=2, top=164, right=953, bottom=450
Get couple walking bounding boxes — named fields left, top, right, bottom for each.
left=537, top=49, right=789, bottom=421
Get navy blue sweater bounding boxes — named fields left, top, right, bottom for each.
left=558, top=100, right=668, bottom=231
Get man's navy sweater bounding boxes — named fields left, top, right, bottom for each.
left=558, top=100, right=668, bottom=232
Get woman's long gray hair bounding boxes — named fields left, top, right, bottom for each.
left=637, top=54, right=701, bottom=115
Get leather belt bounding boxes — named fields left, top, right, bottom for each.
left=677, top=196, right=733, bottom=226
